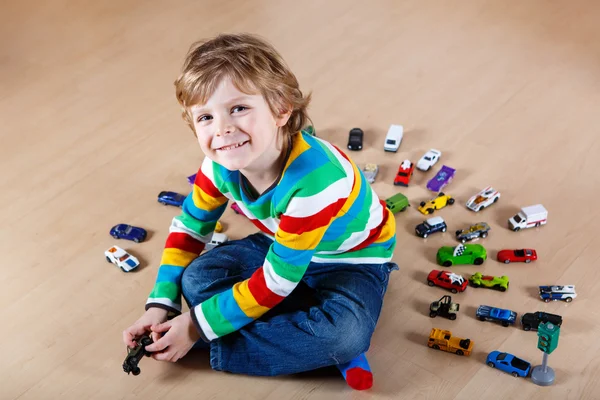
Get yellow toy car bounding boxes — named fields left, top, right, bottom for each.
left=427, top=328, right=473, bottom=356
left=418, top=192, right=455, bottom=215
left=215, top=221, right=223, bottom=233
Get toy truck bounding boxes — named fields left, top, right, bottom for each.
left=429, top=295, right=460, bottom=320
left=508, top=204, right=548, bottom=231
left=476, top=305, right=517, bottom=327
left=427, top=328, right=473, bottom=356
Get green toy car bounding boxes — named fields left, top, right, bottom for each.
left=436, top=244, right=487, bottom=267
left=385, top=193, right=410, bottom=213
left=469, top=272, right=509, bottom=292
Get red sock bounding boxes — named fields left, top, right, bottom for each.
left=345, top=366, right=373, bottom=390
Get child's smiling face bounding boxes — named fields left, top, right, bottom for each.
left=190, top=77, right=290, bottom=174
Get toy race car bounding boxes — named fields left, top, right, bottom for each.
left=521, top=311, right=563, bottom=331
left=394, top=159, right=415, bottom=186
left=476, top=305, right=517, bottom=327
left=105, top=245, right=140, bottom=272
left=347, top=128, right=364, bottom=151
left=427, top=270, right=468, bottom=294
left=436, top=244, right=487, bottom=267
left=158, top=191, right=186, bottom=207
left=429, top=295, right=460, bottom=320
left=415, top=216, right=447, bottom=238
left=469, top=272, right=509, bottom=292
left=109, top=224, right=147, bottom=243
left=385, top=193, right=410, bottom=213
left=497, top=248, right=537, bottom=264
left=383, top=124, right=404, bottom=152
left=417, top=192, right=454, bottom=215
left=486, top=351, right=531, bottom=378
left=426, top=165, right=456, bottom=192
left=123, top=335, right=153, bottom=376
left=455, top=222, right=491, bottom=243
left=428, top=328, right=473, bottom=356
left=362, top=163, right=379, bottom=184
left=417, top=149, right=442, bottom=171
left=539, top=285, right=577, bottom=303
left=465, top=186, right=500, bottom=212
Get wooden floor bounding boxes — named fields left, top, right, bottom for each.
left=2, top=0, right=600, bottom=399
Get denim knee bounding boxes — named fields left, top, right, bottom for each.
left=181, top=256, right=228, bottom=307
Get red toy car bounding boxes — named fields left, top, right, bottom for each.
left=394, top=159, right=415, bottom=187
left=427, top=270, right=468, bottom=293
left=497, top=249, right=537, bottom=264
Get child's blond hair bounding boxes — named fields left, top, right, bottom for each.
left=174, top=33, right=312, bottom=153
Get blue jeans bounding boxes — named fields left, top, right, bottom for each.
left=181, top=233, right=399, bottom=376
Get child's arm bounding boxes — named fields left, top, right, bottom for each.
left=145, top=158, right=228, bottom=315
left=188, top=171, right=352, bottom=343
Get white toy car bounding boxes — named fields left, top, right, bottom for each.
left=417, top=149, right=442, bottom=171
left=466, top=186, right=501, bottom=212
left=205, top=232, right=229, bottom=251
left=362, top=163, right=379, bottom=184
left=105, top=245, right=140, bottom=272
left=383, top=125, right=404, bottom=152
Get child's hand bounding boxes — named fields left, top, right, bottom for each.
left=144, top=312, right=201, bottom=362
left=122, top=307, right=168, bottom=348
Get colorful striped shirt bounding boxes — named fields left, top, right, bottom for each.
left=146, top=131, right=397, bottom=342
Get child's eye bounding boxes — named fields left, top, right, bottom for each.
left=231, top=105, right=248, bottom=113
left=197, top=114, right=212, bottom=123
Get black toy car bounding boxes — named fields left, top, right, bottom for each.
left=415, top=216, right=447, bottom=238
left=429, top=295, right=460, bottom=320
left=347, top=128, right=364, bottom=151
left=521, top=311, right=563, bottom=331
left=123, top=335, right=153, bottom=376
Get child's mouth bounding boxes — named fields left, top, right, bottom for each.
left=216, top=140, right=249, bottom=152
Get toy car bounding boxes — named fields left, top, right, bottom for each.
left=426, top=165, right=456, bottom=192
left=158, top=191, right=186, bottom=207
left=385, top=193, right=410, bottom=213
left=539, top=285, right=577, bottom=303
left=497, top=248, right=537, bottom=264
left=427, top=270, right=468, bottom=293
left=521, top=311, right=563, bottom=331
left=455, top=222, right=491, bottom=243
left=415, top=216, right=447, bottom=238
left=362, top=163, right=379, bottom=184
left=417, top=149, right=442, bottom=171
left=393, top=159, right=415, bottom=186
left=383, top=124, right=404, bottom=152
left=123, top=334, right=153, bottom=376
left=204, top=232, right=229, bottom=251
left=508, top=204, right=548, bottom=231
left=466, top=186, right=500, bottom=212
left=105, top=245, right=140, bottom=272
left=427, top=328, right=473, bottom=356
left=469, top=272, right=509, bottom=292
left=109, top=224, right=147, bottom=243
left=347, top=128, right=364, bottom=151
left=214, top=221, right=223, bottom=233
left=476, top=305, right=517, bottom=327
left=429, top=295, right=459, bottom=320
left=436, top=244, right=487, bottom=267
left=486, top=351, right=531, bottom=378
left=417, top=192, right=454, bottom=215
left=230, top=203, right=244, bottom=215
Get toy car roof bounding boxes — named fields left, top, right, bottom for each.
left=426, top=216, right=445, bottom=225
left=539, top=285, right=576, bottom=293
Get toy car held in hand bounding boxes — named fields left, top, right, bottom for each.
left=123, top=335, right=153, bottom=376
left=109, top=224, right=147, bottom=243
left=417, top=192, right=454, bottom=215
left=436, top=244, right=487, bottom=267
left=105, top=245, right=140, bottom=272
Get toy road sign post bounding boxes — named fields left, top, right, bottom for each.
left=532, top=322, right=560, bottom=386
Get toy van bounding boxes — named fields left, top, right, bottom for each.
left=508, top=204, right=547, bottom=231
left=384, top=124, right=404, bottom=152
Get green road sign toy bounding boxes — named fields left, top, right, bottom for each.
left=437, top=244, right=487, bottom=267
left=385, top=193, right=410, bottom=213
left=469, top=272, right=509, bottom=292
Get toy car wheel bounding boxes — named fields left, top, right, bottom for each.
left=442, top=227, right=447, bottom=233
left=481, top=232, right=488, bottom=238
left=461, top=238, right=467, bottom=244
left=455, top=230, right=461, bottom=236
left=438, top=192, right=445, bottom=197
left=427, top=280, right=435, bottom=287
left=400, top=206, right=407, bottom=212
left=514, top=227, right=521, bottom=232
left=422, top=233, right=428, bottom=238
left=502, top=321, right=509, bottom=327
left=420, top=201, right=426, bottom=207
left=523, top=325, right=531, bottom=331
left=120, top=267, right=127, bottom=273
left=525, top=259, right=531, bottom=263
left=544, top=298, right=550, bottom=303
left=470, top=282, right=480, bottom=288
left=134, top=238, right=140, bottom=243
left=132, top=367, right=141, bottom=376
left=106, top=256, right=112, bottom=263
left=448, top=198, right=455, bottom=205
left=429, top=312, right=437, bottom=318
left=565, top=297, right=573, bottom=303
left=449, top=314, right=456, bottom=320
left=442, top=260, right=452, bottom=267
left=427, top=208, right=434, bottom=214
left=488, top=362, right=495, bottom=368
left=512, top=372, right=519, bottom=378
left=455, top=350, right=464, bottom=356
left=432, top=344, right=440, bottom=350
left=503, top=259, right=510, bottom=264
left=494, top=197, right=499, bottom=203
left=479, top=316, right=486, bottom=321
left=451, top=288, right=458, bottom=294
left=474, top=258, right=484, bottom=265
left=498, top=286, right=506, bottom=292
left=112, top=234, right=119, bottom=239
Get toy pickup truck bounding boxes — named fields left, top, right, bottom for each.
left=476, top=305, right=517, bottom=327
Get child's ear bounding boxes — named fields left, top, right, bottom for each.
left=275, top=109, right=292, bottom=127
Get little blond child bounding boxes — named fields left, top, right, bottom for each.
left=123, top=33, right=398, bottom=390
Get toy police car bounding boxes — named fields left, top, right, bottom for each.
left=539, top=285, right=577, bottom=303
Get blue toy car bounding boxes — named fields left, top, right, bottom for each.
left=539, top=285, right=577, bottom=303
left=110, top=224, right=147, bottom=243
left=158, top=191, right=186, bottom=207
left=476, top=305, right=517, bottom=327
left=486, top=351, right=531, bottom=378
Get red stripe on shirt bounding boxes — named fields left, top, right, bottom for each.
left=165, top=232, right=205, bottom=254
left=348, top=200, right=388, bottom=252
left=279, top=198, right=346, bottom=234
left=248, top=267, right=286, bottom=308
left=196, top=168, right=223, bottom=199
